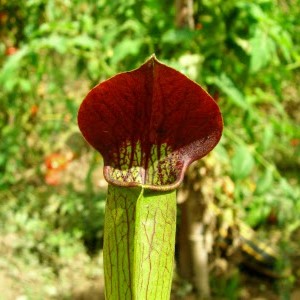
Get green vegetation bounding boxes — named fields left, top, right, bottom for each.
left=0, top=0, right=299, bottom=299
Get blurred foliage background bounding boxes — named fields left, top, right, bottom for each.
left=0, top=0, right=299, bottom=299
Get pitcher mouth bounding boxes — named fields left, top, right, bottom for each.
left=78, top=55, right=223, bottom=190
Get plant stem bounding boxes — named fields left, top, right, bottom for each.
left=103, top=185, right=177, bottom=300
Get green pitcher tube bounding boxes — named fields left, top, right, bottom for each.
left=103, top=185, right=176, bottom=300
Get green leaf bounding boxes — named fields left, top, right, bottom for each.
left=36, top=34, right=68, bottom=53
left=110, top=39, right=142, bottom=65
left=237, top=2, right=265, bottom=21
left=212, top=73, right=248, bottom=109
left=231, top=145, right=255, bottom=179
left=271, top=29, right=293, bottom=62
left=250, top=27, right=276, bottom=73
left=0, top=46, right=29, bottom=92
left=260, top=125, right=274, bottom=152
left=244, top=198, right=268, bottom=227
left=70, top=35, right=98, bottom=50
left=161, top=29, right=198, bottom=45
left=255, top=168, right=273, bottom=195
